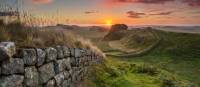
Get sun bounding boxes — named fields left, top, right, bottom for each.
left=105, top=20, right=113, bottom=26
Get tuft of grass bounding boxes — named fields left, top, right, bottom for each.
left=0, top=22, right=76, bottom=48
left=0, top=21, right=105, bottom=57
left=134, top=64, right=159, bottom=76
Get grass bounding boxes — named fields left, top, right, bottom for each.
left=0, top=21, right=76, bottom=48
left=86, top=57, right=195, bottom=87
left=80, top=29, right=200, bottom=87
left=0, top=20, right=105, bottom=56
left=120, top=29, right=157, bottom=50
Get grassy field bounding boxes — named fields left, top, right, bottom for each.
left=73, top=28, right=200, bottom=87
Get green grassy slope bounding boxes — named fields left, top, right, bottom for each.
left=67, top=28, right=200, bottom=87
left=120, top=29, right=157, bottom=49
left=86, top=29, right=200, bottom=87
left=104, top=29, right=158, bottom=51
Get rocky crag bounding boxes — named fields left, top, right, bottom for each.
left=0, top=42, right=103, bottom=87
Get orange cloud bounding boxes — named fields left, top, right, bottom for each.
left=102, top=0, right=174, bottom=5
left=182, top=0, right=200, bottom=7
left=150, top=11, right=173, bottom=15
left=126, top=11, right=146, bottom=18
left=32, top=0, right=53, bottom=4
left=101, top=0, right=175, bottom=8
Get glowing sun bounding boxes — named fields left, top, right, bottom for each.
left=105, top=20, right=113, bottom=26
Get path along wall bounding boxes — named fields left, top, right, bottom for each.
left=0, top=42, right=103, bottom=87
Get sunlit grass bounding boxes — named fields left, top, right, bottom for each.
left=82, top=28, right=200, bottom=87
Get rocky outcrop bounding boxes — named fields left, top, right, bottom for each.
left=0, top=42, right=104, bottom=87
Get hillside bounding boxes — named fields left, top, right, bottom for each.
left=106, top=28, right=158, bottom=53
left=45, top=24, right=200, bottom=87
left=71, top=26, right=200, bottom=87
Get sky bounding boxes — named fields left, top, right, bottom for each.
left=0, top=0, right=200, bottom=25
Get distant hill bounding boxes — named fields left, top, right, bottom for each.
left=104, top=24, right=157, bottom=52
left=103, top=24, right=128, bottom=41
left=129, top=25, right=200, bottom=33
left=56, top=24, right=81, bottom=30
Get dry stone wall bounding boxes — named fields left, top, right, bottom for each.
left=0, top=42, right=103, bottom=87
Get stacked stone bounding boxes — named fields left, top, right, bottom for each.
left=0, top=42, right=104, bottom=87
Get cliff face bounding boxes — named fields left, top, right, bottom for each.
left=0, top=42, right=103, bottom=87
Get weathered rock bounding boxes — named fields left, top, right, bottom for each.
left=36, top=49, right=46, bottom=67
left=70, top=48, right=75, bottom=57
left=86, top=50, right=92, bottom=56
left=68, top=77, right=72, bottom=84
left=62, top=80, right=69, bottom=87
left=80, top=49, right=86, bottom=57
left=66, top=57, right=71, bottom=70
left=0, top=44, right=102, bottom=87
left=45, top=47, right=57, bottom=62
left=72, top=72, right=77, bottom=83
left=69, top=69, right=73, bottom=76
left=56, top=46, right=64, bottom=59
left=54, top=72, right=65, bottom=87
left=54, top=59, right=67, bottom=74
left=68, top=80, right=74, bottom=87
left=62, top=46, right=70, bottom=57
left=38, top=63, right=55, bottom=84
left=24, top=66, right=39, bottom=87
left=45, top=79, right=56, bottom=87
left=1, top=58, right=24, bottom=75
left=0, top=42, right=16, bottom=61
left=23, top=49, right=37, bottom=65
left=63, top=71, right=70, bottom=79
left=0, top=75, right=24, bottom=87
left=70, top=57, right=76, bottom=67
left=74, top=48, right=81, bottom=58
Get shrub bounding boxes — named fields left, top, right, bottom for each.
left=134, top=64, right=159, bottom=75
left=161, top=77, right=177, bottom=87
left=0, top=19, right=4, bottom=26
left=160, top=74, right=196, bottom=87
left=0, top=27, right=10, bottom=41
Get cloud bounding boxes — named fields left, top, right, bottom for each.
left=193, top=11, right=200, bottom=14
left=136, top=0, right=175, bottom=4
left=148, top=9, right=164, bottom=12
left=101, top=0, right=175, bottom=8
left=104, top=0, right=174, bottom=4
left=126, top=11, right=146, bottom=18
left=102, top=0, right=200, bottom=9
left=31, top=0, right=53, bottom=4
left=84, top=11, right=98, bottom=14
left=150, top=11, right=173, bottom=15
left=182, top=0, right=200, bottom=7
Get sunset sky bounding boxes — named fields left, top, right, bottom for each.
left=1, top=0, right=200, bottom=25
